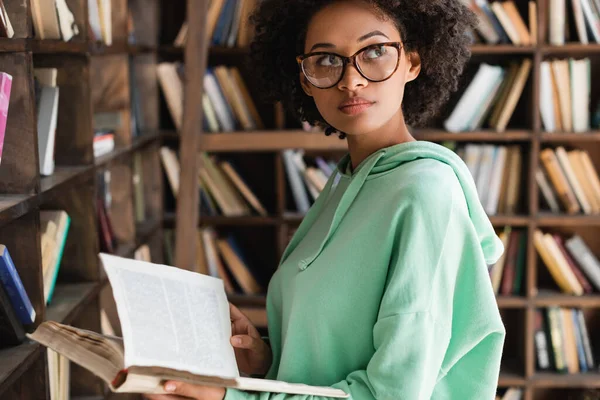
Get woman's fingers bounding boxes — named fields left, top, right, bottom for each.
left=231, top=334, right=261, bottom=351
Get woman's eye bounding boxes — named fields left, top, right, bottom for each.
left=317, top=55, right=342, bottom=67
left=364, top=46, right=386, bottom=59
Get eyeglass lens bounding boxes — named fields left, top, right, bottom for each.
left=301, top=44, right=399, bottom=88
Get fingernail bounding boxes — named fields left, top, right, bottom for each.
left=232, top=337, right=241, bottom=345
left=165, top=382, right=176, bottom=392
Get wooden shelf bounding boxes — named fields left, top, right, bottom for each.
left=45, top=282, right=103, bottom=325
left=29, top=40, right=88, bottom=54
left=539, top=132, right=600, bottom=142
left=533, top=294, right=600, bottom=308
left=531, top=373, right=600, bottom=388
left=199, top=130, right=349, bottom=152
left=0, top=195, right=37, bottom=228
left=39, top=166, right=94, bottom=198
left=541, top=43, right=600, bottom=55
left=200, top=215, right=279, bottom=226
left=0, top=38, right=27, bottom=52
left=489, top=215, right=530, bottom=227
left=498, top=371, right=526, bottom=387
left=537, top=214, right=600, bottom=227
left=95, top=131, right=163, bottom=167
left=497, top=296, right=528, bottom=308
left=414, top=130, right=532, bottom=142
left=470, top=44, right=535, bottom=54
left=0, top=342, right=42, bottom=394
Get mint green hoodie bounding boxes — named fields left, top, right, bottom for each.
left=225, top=141, right=506, bottom=400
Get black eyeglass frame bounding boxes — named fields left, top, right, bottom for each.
left=296, top=41, right=404, bottom=89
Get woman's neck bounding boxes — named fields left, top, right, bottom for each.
left=346, top=115, right=416, bottom=172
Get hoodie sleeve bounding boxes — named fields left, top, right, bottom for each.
left=224, top=175, right=505, bottom=400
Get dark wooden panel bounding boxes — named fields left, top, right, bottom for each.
left=142, top=143, right=162, bottom=220
left=0, top=212, right=45, bottom=325
left=0, top=349, right=47, bottom=399
left=0, top=52, right=39, bottom=194
left=107, top=161, right=135, bottom=244
left=174, top=0, right=209, bottom=271
left=41, top=179, right=99, bottom=283
left=90, top=55, right=130, bottom=112
left=133, top=54, right=159, bottom=130
left=69, top=298, right=104, bottom=397
left=129, top=0, right=159, bottom=46
left=111, top=0, right=129, bottom=43
left=3, top=0, right=29, bottom=38
left=34, top=55, right=93, bottom=165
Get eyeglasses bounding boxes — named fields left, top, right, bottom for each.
left=296, top=42, right=403, bottom=89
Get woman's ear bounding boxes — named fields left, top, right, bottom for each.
left=299, top=73, right=313, bottom=96
left=404, top=51, right=421, bottom=83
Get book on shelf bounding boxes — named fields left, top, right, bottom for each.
left=40, top=211, right=71, bottom=304
left=444, top=59, right=531, bottom=133
left=0, top=71, right=12, bottom=165
left=548, top=0, right=600, bottom=44
left=133, top=152, right=145, bottom=223
left=535, top=307, right=595, bottom=373
left=47, top=348, right=70, bottom=400
left=538, top=147, right=600, bottom=215
left=488, top=227, right=527, bottom=296
left=157, top=62, right=263, bottom=133
left=463, top=0, right=535, bottom=46
left=88, top=0, right=111, bottom=45
left=30, top=0, right=79, bottom=41
left=437, top=143, right=523, bottom=216
left=533, top=229, right=600, bottom=295
left=0, top=245, right=36, bottom=325
left=495, top=387, right=523, bottom=400
left=28, top=254, right=348, bottom=398
left=540, top=58, right=592, bottom=133
left=174, top=0, right=257, bottom=49
left=0, top=0, right=14, bottom=38
left=134, top=244, right=151, bottom=262
left=35, top=68, right=59, bottom=177
left=93, top=132, right=115, bottom=158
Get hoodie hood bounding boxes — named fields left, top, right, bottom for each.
left=281, top=140, right=504, bottom=271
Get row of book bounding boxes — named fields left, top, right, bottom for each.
left=465, top=0, right=536, bottom=46
left=489, top=227, right=527, bottom=296
left=534, top=229, right=600, bottom=296
left=535, top=307, right=595, bottom=373
left=30, top=0, right=79, bottom=41
left=538, top=147, right=600, bottom=215
left=0, top=210, right=69, bottom=349
left=196, top=227, right=263, bottom=295
left=495, top=388, right=522, bottom=400
left=444, top=60, right=531, bottom=133
left=282, top=150, right=337, bottom=215
left=88, top=0, right=112, bottom=45
left=160, top=147, right=268, bottom=217
left=174, top=0, right=257, bottom=48
left=540, top=58, right=592, bottom=133
left=454, top=144, right=522, bottom=215
left=548, top=0, right=600, bottom=44
left=158, top=62, right=264, bottom=133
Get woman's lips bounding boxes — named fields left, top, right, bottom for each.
left=338, top=98, right=375, bottom=115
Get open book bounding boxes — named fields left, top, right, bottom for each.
left=27, top=254, right=348, bottom=397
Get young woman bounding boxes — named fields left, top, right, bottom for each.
left=147, top=0, right=506, bottom=399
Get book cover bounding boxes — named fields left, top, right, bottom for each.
left=46, top=213, right=71, bottom=304
left=0, top=245, right=36, bottom=325
left=0, top=71, right=11, bottom=165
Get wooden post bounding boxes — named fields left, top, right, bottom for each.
left=174, top=0, right=209, bottom=270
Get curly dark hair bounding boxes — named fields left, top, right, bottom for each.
left=248, top=0, right=477, bottom=131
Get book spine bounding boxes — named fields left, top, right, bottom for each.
left=0, top=72, right=12, bottom=164
left=0, top=246, right=36, bottom=324
left=46, top=215, right=71, bottom=304
left=0, top=283, right=25, bottom=348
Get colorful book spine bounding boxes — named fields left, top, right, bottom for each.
left=0, top=245, right=36, bottom=325
left=0, top=72, right=12, bottom=165
left=46, top=214, right=71, bottom=304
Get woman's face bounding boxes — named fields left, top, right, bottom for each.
left=301, top=0, right=420, bottom=137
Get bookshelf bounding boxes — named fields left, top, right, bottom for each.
left=0, top=0, right=166, bottom=398
left=166, top=1, right=600, bottom=400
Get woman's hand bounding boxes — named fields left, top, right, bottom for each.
left=230, top=302, right=272, bottom=376
left=144, top=381, right=225, bottom=399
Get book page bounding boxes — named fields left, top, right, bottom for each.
left=99, top=253, right=238, bottom=379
